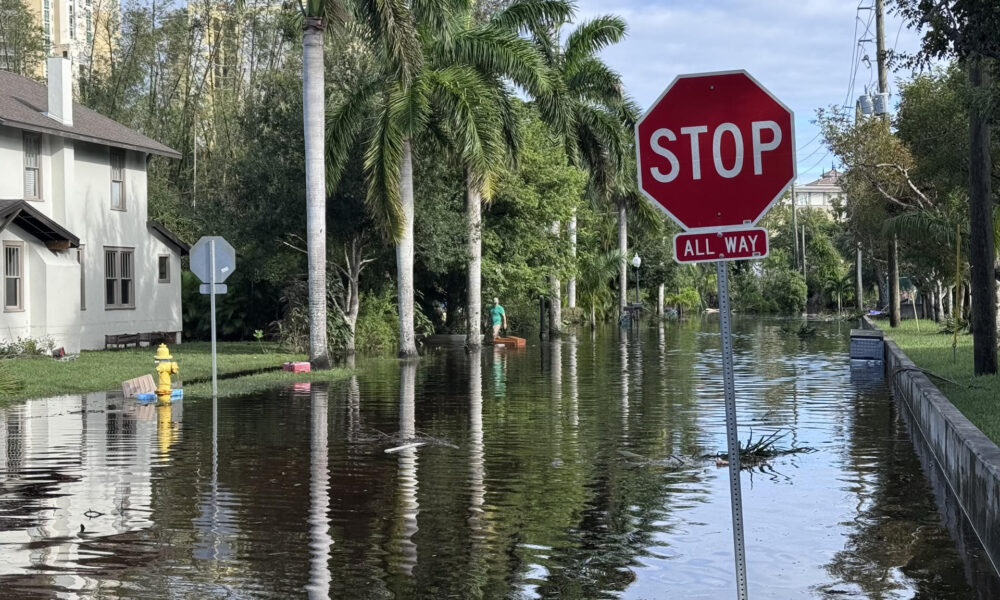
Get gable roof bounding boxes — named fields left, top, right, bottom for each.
left=800, top=169, right=843, bottom=191
left=0, top=200, right=80, bottom=247
left=0, top=70, right=180, bottom=159
left=148, top=220, right=190, bottom=255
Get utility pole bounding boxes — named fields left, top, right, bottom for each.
left=875, top=0, right=900, bottom=327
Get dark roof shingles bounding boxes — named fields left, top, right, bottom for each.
left=0, top=70, right=180, bottom=158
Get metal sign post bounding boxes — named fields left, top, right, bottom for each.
left=635, top=70, right=796, bottom=600
left=190, top=235, right=236, bottom=399
left=716, top=260, right=748, bottom=600
left=210, top=239, right=218, bottom=398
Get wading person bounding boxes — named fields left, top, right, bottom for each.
left=490, top=297, right=507, bottom=340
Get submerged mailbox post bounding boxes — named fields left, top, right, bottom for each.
left=635, top=70, right=796, bottom=600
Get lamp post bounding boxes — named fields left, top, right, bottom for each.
left=631, top=253, right=641, bottom=304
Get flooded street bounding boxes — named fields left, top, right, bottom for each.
left=1, top=319, right=996, bottom=598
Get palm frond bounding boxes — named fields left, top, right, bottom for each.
left=447, top=26, right=551, bottom=96
left=490, top=0, right=575, bottom=35
left=363, top=88, right=407, bottom=242
left=354, top=0, right=423, bottom=84
left=882, top=210, right=955, bottom=246
left=326, top=79, right=379, bottom=193
left=411, top=0, right=465, bottom=41
left=426, top=65, right=506, bottom=192
left=563, top=15, right=626, bottom=69
left=565, top=56, right=624, bottom=107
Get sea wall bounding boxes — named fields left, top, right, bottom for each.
left=863, top=317, right=1000, bottom=583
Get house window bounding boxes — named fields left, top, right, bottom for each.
left=110, top=149, right=125, bottom=210
left=69, top=4, right=75, bottom=40
left=78, top=245, right=86, bottom=310
left=104, top=247, right=134, bottom=309
left=157, top=255, right=170, bottom=283
left=4, top=242, right=23, bottom=311
left=24, top=133, right=40, bottom=200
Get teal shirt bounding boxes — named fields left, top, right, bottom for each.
left=490, top=305, right=505, bottom=326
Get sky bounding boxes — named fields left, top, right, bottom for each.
left=575, top=0, right=925, bottom=185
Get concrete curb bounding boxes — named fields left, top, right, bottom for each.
left=863, top=317, right=1000, bottom=579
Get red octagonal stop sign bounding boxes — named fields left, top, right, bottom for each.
left=635, top=70, right=795, bottom=231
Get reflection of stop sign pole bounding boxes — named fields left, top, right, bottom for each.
left=635, top=70, right=795, bottom=600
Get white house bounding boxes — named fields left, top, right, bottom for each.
left=794, top=169, right=844, bottom=214
left=0, top=57, right=185, bottom=354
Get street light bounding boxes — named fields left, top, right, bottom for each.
left=631, top=253, right=641, bottom=304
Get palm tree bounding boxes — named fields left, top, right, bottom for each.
left=532, top=15, right=636, bottom=326
left=823, top=270, right=852, bottom=316
left=577, top=250, right=623, bottom=327
left=439, top=0, right=570, bottom=349
left=298, top=0, right=420, bottom=365
left=327, top=0, right=559, bottom=355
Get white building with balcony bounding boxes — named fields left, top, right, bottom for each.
left=794, top=169, right=844, bottom=214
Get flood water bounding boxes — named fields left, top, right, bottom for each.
left=1, top=318, right=998, bottom=599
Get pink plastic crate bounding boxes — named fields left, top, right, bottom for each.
left=282, top=361, right=311, bottom=373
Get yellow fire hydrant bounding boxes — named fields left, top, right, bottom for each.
left=154, top=344, right=179, bottom=404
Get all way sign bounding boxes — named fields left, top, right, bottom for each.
left=674, top=228, right=768, bottom=264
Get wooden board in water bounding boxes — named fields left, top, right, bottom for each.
left=493, top=336, right=526, bottom=348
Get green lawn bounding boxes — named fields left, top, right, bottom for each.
left=0, top=342, right=349, bottom=403
left=880, top=319, right=1000, bottom=445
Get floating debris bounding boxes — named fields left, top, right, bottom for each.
left=385, top=443, right=425, bottom=454
left=707, top=429, right=815, bottom=468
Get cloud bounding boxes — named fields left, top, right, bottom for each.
left=574, top=0, right=924, bottom=182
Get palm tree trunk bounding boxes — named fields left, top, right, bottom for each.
left=549, top=221, right=561, bottom=337
left=946, top=285, right=954, bottom=320
left=957, top=281, right=966, bottom=322
left=657, top=283, right=664, bottom=317
left=888, top=235, right=900, bottom=327
left=568, top=209, right=577, bottom=310
left=969, top=57, right=997, bottom=375
left=466, top=171, right=482, bottom=349
left=397, top=138, right=418, bottom=357
left=303, top=17, right=329, bottom=369
left=618, top=200, right=627, bottom=309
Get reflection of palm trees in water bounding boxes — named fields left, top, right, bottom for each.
left=568, top=332, right=579, bottom=434
left=306, top=385, right=332, bottom=598
left=469, top=352, right=485, bottom=531
left=619, top=335, right=629, bottom=434
left=392, top=361, right=419, bottom=575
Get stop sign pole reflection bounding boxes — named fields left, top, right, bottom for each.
left=634, top=70, right=795, bottom=232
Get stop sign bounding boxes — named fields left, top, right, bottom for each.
left=635, top=70, right=795, bottom=231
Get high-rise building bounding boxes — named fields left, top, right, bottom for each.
left=21, top=0, right=118, bottom=81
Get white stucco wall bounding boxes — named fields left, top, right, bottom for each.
left=0, top=128, right=183, bottom=353
left=0, top=126, right=22, bottom=199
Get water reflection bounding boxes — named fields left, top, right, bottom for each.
left=0, top=393, right=164, bottom=595
left=392, top=361, right=419, bottom=575
left=307, top=384, right=332, bottom=598
left=0, top=321, right=995, bottom=599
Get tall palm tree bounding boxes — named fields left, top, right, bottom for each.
left=298, top=0, right=420, bottom=365
left=439, top=0, right=569, bottom=349
left=327, top=0, right=558, bottom=355
left=532, top=15, right=636, bottom=321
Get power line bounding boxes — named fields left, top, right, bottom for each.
left=802, top=150, right=833, bottom=176
left=797, top=130, right=821, bottom=151
left=797, top=142, right=826, bottom=165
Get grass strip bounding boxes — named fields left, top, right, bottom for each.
left=0, top=342, right=318, bottom=403
left=880, top=319, right=1000, bottom=445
